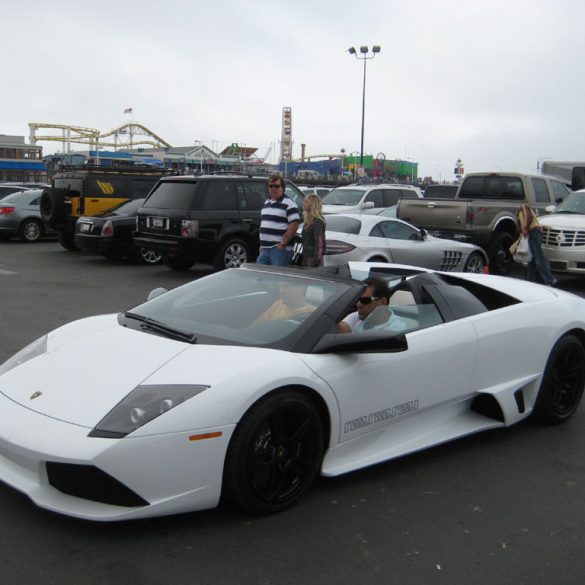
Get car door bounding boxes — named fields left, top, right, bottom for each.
left=239, top=181, right=267, bottom=240
left=363, top=189, right=385, bottom=214
left=302, top=316, right=478, bottom=446
left=369, top=220, right=444, bottom=269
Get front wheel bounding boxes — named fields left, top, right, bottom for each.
left=19, top=219, right=43, bottom=242
left=223, top=390, right=324, bottom=514
left=136, top=247, right=162, bottom=265
left=487, top=232, right=514, bottom=275
left=213, top=238, right=250, bottom=271
left=533, top=335, right=585, bottom=425
left=463, top=251, right=485, bottom=273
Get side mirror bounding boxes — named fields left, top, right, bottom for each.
left=147, top=287, right=168, bottom=301
left=545, top=205, right=557, bottom=214
left=362, top=201, right=375, bottom=209
left=419, top=228, right=428, bottom=240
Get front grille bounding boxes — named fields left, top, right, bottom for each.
left=543, top=227, right=585, bottom=247
left=46, top=462, right=149, bottom=507
left=440, top=250, right=463, bottom=271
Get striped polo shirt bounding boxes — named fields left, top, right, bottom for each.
left=259, top=194, right=300, bottom=249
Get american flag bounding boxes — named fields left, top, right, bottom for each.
left=123, top=108, right=132, bottom=114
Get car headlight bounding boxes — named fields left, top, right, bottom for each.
left=0, top=334, right=48, bottom=376
left=89, top=384, right=209, bottom=438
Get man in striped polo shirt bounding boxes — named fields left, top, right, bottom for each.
left=257, top=174, right=300, bottom=266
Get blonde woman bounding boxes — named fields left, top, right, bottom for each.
left=301, top=194, right=326, bottom=267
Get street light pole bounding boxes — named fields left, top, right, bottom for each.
left=347, top=45, right=381, bottom=167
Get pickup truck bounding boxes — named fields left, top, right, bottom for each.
left=397, top=172, right=571, bottom=273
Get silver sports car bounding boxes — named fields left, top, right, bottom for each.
left=324, top=214, right=488, bottom=272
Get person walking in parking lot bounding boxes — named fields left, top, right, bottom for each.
left=301, top=194, right=326, bottom=267
left=516, top=203, right=557, bottom=286
left=257, top=175, right=300, bottom=266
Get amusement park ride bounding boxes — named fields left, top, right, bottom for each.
left=28, top=122, right=171, bottom=153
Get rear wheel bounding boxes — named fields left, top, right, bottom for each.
left=163, top=253, right=195, bottom=271
left=57, top=231, right=78, bottom=251
left=368, top=256, right=387, bottom=263
left=223, top=390, right=324, bottom=514
left=213, top=238, right=250, bottom=271
left=19, top=219, right=43, bottom=242
left=463, top=251, right=485, bottom=273
left=533, top=335, right=585, bottom=425
left=487, top=232, right=514, bottom=275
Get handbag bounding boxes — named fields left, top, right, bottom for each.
left=512, top=235, right=532, bottom=264
left=290, top=239, right=304, bottom=266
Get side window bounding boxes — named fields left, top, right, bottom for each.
left=29, top=196, right=41, bottom=206
left=284, top=182, right=304, bottom=209
left=364, top=189, right=384, bottom=207
left=382, top=190, right=400, bottom=207
left=551, top=180, right=570, bottom=202
left=198, top=181, right=237, bottom=211
left=369, top=224, right=385, bottom=238
left=373, top=221, right=418, bottom=240
left=531, top=178, right=550, bottom=203
left=242, top=182, right=268, bottom=211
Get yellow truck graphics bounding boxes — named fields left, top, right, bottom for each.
left=96, top=180, right=115, bottom=195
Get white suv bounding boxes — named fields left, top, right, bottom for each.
left=321, top=184, right=423, bottom=215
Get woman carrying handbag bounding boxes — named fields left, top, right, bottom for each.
left=301, top=194, right=326, bottom=268
left=515, top=204, right=557, bottom=285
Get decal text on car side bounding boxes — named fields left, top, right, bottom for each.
left=344, top=400, right=419, bottom=434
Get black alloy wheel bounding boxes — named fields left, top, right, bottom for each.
left=533, top=335, right=585, bottom=425
left=223, top=390, right=324, bottom=514
left=488, top=232, right=515, bottom=275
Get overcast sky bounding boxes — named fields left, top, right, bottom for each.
left=3, top=0, right=584, bottom=180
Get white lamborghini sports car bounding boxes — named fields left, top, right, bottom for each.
left=0, top=262, right=584, bottom=521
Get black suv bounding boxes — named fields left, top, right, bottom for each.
left=133, top=175, right=305, bottom=271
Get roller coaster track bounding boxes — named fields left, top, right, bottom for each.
left=29, top=122, right=172, bottom=151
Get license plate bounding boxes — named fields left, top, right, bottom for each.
left=80, top=223, right=91, bottom=232
left=549, top=261, right=566, bottom=271
left=152, top=217, right=167, bottom=229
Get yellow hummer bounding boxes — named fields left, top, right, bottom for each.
left=41, top=166, right=174, bottom=250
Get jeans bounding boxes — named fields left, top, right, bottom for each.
left=527, top=229, right=555, bottom=285
left=257, top=246, right=294, bottom=266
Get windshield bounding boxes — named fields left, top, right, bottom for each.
left=124, top=268, right=346, bottom=346
left=2, top=190, right=40, bottom=203
left=553, top=191, right=585, bottom=215
left=106, top=198, right=145, bottom=216
left=322, top=189, right=365, bottom=206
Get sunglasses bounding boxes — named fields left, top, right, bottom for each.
left=268, top=183, right=283, bottom=189
left=357, top=296, right=382, bottom=305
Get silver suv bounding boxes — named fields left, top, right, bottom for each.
left=322, top=184, right=423, bottom=215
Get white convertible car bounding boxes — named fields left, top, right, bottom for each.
left=0, top=262, right=584, bottom=521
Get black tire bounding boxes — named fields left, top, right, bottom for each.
left=463, top=251, right=485, bottom=273
left=487, top=232, right=515, bottom=275
left=136, top=247, right=162, bottom=265
left=57, top=231, right=78, bottom=251
left=19, top=219, right=43, bottom=243
left=533, top=335, right=585, bottom=425
left=213, top=238, right=250, bottom=271
left=41, top=189, right=67, bottom=226
left=223, top=390, right=324, bottom=514
left=163, top=253, right=195, bottom=271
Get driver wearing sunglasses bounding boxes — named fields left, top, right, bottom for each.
left=338, top=278, right=392, bottom=333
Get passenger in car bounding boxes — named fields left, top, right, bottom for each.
left=255, top=282, right=317, bottom=322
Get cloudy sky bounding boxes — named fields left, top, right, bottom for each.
left=3, top=0, right=584, bottom=180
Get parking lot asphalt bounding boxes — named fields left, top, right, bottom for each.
left=1, top=241, right=585, bottom=585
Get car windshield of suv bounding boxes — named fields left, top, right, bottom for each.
left=143, top=181, right=197, bottom=209
left=123, top=268, right=346, bottom=347
left=322, top=189, right=365, bottom=206
left=325, top=216, right=362, bottom=234
left=552, top=191, right=585, bottom=215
